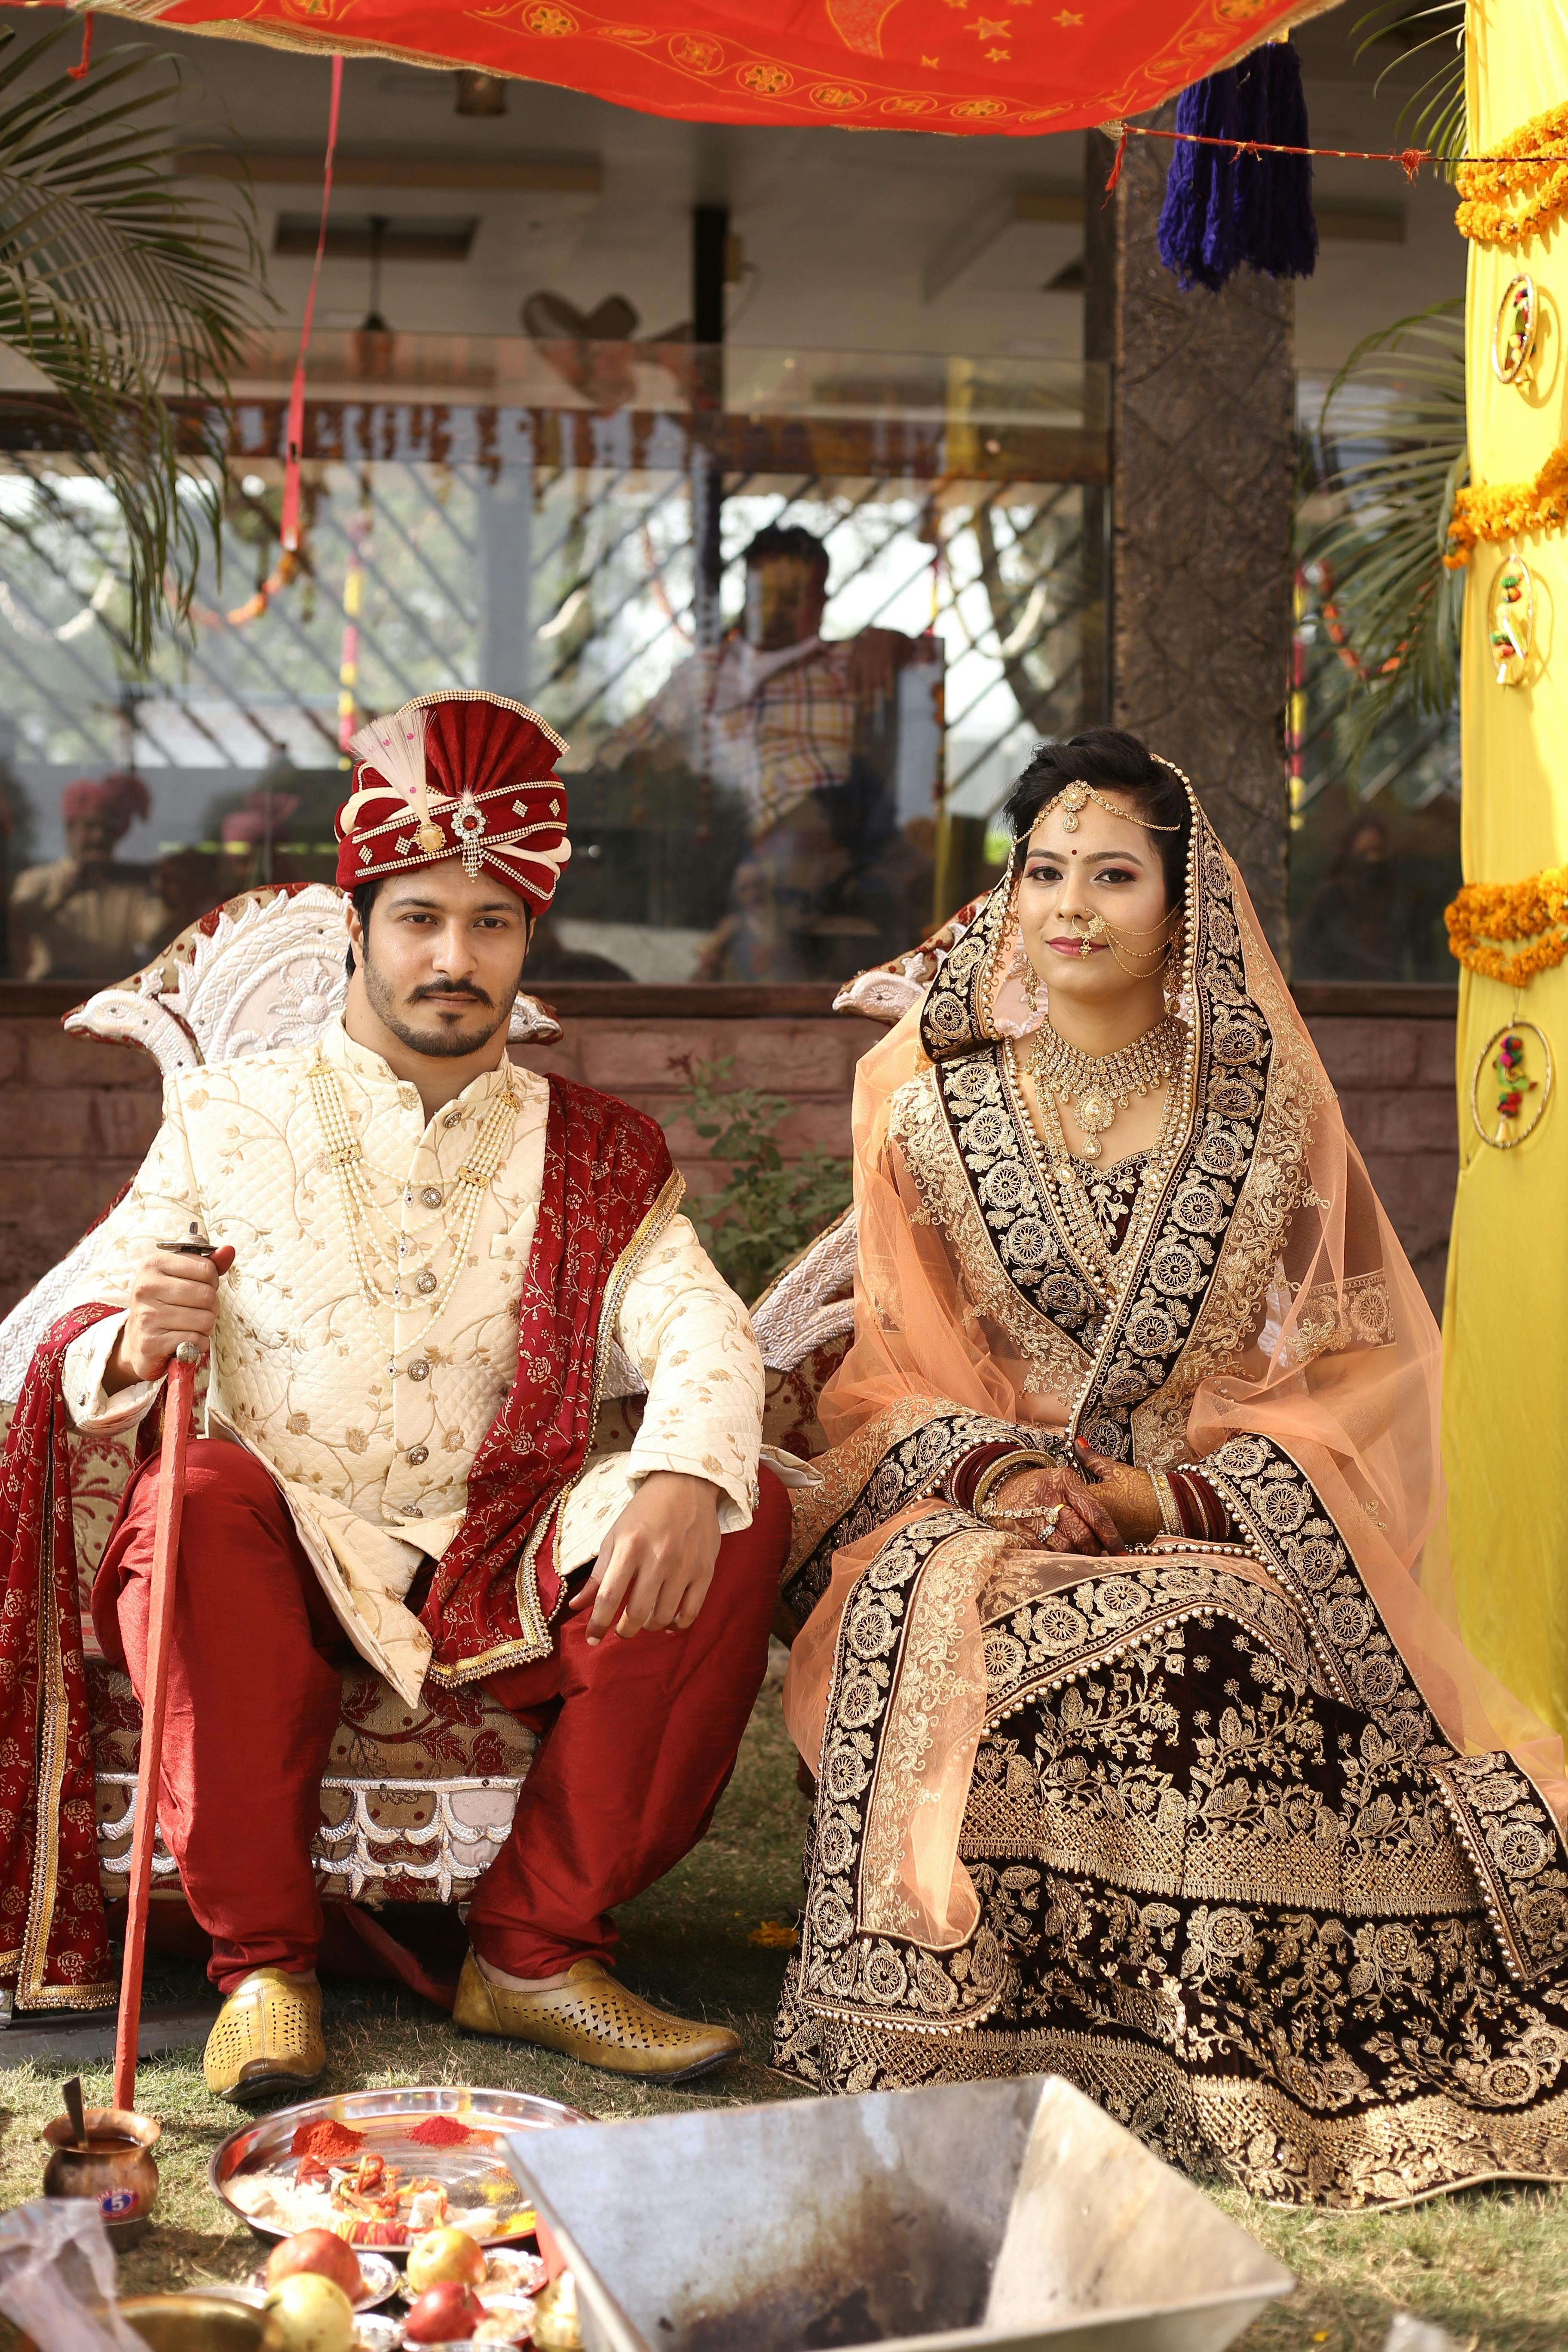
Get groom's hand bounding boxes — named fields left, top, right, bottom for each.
left=572, top=1470, right=723, bottom=1644
left=106, top=1243, right=236, bottom=1392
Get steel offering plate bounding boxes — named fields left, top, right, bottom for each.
left=245, top=2250, right=400, bottom=2309
left=211, top=2086, right=589, bottom=2248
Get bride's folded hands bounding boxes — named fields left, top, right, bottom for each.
left=977, top=1461, right=1125, bottom=1553
left=978, top=1441, right=1165, bottom=1551
left=1071, top=1438, right=1165, bottom=1544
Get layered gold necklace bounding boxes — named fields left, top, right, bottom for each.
left=309, top=1053, right=518, bottom=1367
left=1027, top=1013, right=1184, bottom=1159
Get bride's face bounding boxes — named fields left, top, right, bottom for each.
left=1016, top=789, right=1174, bottom=1012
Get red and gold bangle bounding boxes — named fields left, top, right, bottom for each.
left=1170, top=1467, right=1231, bottom=1542
left=944, top=1441, right=1023, bottom=1515
left=971, top=1449, right=1064, bottom=1526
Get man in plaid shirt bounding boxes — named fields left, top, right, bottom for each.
left=597, top=523, right=910, bottom=836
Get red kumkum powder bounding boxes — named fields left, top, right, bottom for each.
left=406, top=2115, right=476, bottom=2149
left=290, top=2119, right=366, bottom=2164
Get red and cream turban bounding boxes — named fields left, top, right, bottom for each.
left=334, top=689, right=571, bottom=916
left=62, top=772, right=152, bottom=835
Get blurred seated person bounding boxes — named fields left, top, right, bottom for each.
left=153, top=845, right=227, bottom=943
left=217, top=789, right=304, bottom=892
left=9, top=772, right=164, bottom=983
left=519, top=911, right=632, bottom=983
left=1291, top=805, right=1456, bottom=985
left=596, top=524, right=917, bottom=980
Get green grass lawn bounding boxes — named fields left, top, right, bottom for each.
left=1, top=1671, right=1565, bottom=2347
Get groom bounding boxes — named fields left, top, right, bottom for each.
left=12, top=688, right=787, bottom=2099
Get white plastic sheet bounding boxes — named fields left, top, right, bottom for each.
left=0, top=2199, right=142, bottom=2349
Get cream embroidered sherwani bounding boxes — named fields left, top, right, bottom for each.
left=61, top=1019, right=764, bottom=1705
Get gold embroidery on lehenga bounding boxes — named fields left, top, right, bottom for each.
left=781, top=1400, right=1053, bottom=1625
left=1205, top=1431, right=1568, bottom=1987
left=801, top=1510, right=1012, bottom=2030
left=770, top=2001, right=1568, bottom=2210
left=861, top=1521, right=1005, bottom=1938
left=891, top=1064, right=1094, bottom=1398
left=777, top=1586, right=1568, bottom=2209
left=1285, top=1274, right=1395, bottom=1370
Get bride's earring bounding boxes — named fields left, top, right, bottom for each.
left=1006, top=911, right=1041, bottom=1012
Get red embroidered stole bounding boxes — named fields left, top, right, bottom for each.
left=0, top=1304, right=120, bottom=2008
left=417, top=1073, right=679, bottom=1679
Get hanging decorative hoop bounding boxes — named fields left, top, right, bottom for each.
left=1470, top=1020, right=1553, bottom=1149
left=1487, top=554, right=1534, bottom=686
left=1491, top=272, right=1538, bottom=385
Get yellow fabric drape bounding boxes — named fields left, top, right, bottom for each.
left=1446, top=4, right=1568, bottom=1731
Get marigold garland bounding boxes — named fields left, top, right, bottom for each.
left=1446, top=867, right=1568, bottom=985
left=1443, top=441, right=1568, bottom=567
left=1456, top=99, right=1568, bottom=247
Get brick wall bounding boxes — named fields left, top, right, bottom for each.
left=0, top=993, right=1458, bottom=1326
left=0, top=1019, right=163, bottom=1321
left=1306, top=1006, right=1458, bottom=1313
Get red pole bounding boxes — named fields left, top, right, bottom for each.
left=111, top=1343, right=198, bottom=2115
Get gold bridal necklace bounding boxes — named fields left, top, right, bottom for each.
left=1027, top=1013, right=1184, bottom=1159
left=309, top=1053, right=518, bottom=1367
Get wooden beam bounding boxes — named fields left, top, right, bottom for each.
left=175, top=148, right=601, bottom=193
left=924, top=184, right=1404, bottom=303
left=922, top=188, right=1079, bottom=303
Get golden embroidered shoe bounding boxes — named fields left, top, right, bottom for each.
left=202, top=1967, right=326, bottom=2105
left=454, top=1952, right=741, bottom=2083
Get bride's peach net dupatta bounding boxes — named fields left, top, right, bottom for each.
left=783, top=806, right=1568, bottom=1955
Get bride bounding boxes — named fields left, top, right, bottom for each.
left=772, top=728, right=1568, bottom=2208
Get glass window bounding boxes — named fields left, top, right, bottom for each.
left=1290, top=376, right=1463, bottom=987
left=0, top=337, right=1105, bottom=988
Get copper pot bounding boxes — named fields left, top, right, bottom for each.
left=41, top=2103, right=160, bottom=2248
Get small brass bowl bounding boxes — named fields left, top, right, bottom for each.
left=40, top=2104, right=160, bottom=2250
left=121, top=2292, right=281, bottom=2350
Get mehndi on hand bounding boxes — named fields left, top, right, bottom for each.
left=977, top=1461, right=1125, bottom=1555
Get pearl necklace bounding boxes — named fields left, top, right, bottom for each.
left=1027, top=1014, right=1185, bottom=1160
left=309, top=1053, right=518, bottom=1363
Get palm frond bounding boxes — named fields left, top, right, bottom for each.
left=1303, top=299, right=1467, bottom=765
left=1353, top=2, right=1467, bottom=174
left=0, top=21, right=267, bottom=662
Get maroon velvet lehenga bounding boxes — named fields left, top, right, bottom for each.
left=773, top=791, right=1568, bottom=2208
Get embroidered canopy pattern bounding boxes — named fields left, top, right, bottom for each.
left=83, top=0, right=1324, bottom=141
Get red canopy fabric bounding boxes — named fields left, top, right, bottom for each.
left=90, top=0, right=1329, bottom=137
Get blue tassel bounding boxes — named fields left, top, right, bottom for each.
left=1156, top=40, right=1318, bottom=292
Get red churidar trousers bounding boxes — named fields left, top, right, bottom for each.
left=92, top=1442, right=790, bottom=1994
